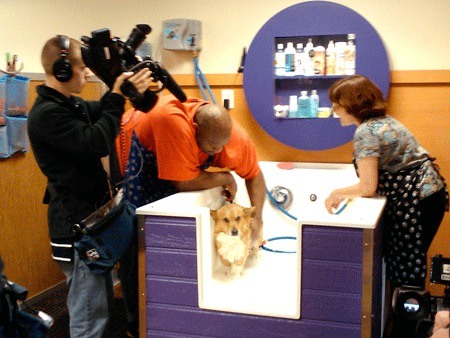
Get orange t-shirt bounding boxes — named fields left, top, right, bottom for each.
left=116, top=94, right=260, bottom=182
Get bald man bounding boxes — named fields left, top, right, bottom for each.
left=115, top=94, right=266, bottom=230
left=114, top=95, right=266, bottom=333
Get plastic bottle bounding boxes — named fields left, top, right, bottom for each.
left=274, top=43, right=285, bottom=76
left=334, top=41, right=346, bottom=75
left=295, top=43, right=304, bottom=76
left=345, top=34, right=356, bottom=75
left=297, top=91, right=311, bottom=118
left=289, top=95, right=298, bottom=118
left=326, top=40, right=336, bottom=75
left=314, top=45, right=326, bottom=75
left=310, top=90, right=319, bottom=117
left=284, top=42, right=296, bottom=75
left=304, top=38, right=315, bottom=76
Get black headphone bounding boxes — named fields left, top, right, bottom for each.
left=52, top=35, right=73, bottom=82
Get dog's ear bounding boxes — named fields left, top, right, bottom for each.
left=244, top=206, right=256, bottom=218
left=210, top=209, right=218, bottom=221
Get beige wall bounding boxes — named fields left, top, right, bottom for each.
left=0, top=71, right=448, bottom=297
left=1, top=0, right=449, bottom=74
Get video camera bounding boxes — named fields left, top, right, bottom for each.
left=81, top=24, right=187, bottom=112
left=392, top=254, right=450, bottom=324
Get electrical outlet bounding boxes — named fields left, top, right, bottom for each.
left=221, top=90, right=234, bottom=109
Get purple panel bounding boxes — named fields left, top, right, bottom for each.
left=302, top=259, right=362, bottom=294
left=147, top=276, right=198, bottom=307
left=145, top=216, right=197, bottom=250
left=147, top=304, right=360, bottom=338
left=146, top=248, right=197, bottom=279
left=243, top=1, right=390, bottom=150
left=302, top=225, right=363, bottom=263
left=300, top=290, right=361, bottom=324
left=146, top=279, right=361, bottom=326
left=143, top=216, right=380, bottom=336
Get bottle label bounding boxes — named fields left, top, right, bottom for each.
left=285, top=54, right=295, bottom=72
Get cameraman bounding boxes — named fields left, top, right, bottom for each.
left=28, top=35, right=151, bottom=338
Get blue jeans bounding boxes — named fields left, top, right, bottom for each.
left=58, top=251, right=114, bottom=338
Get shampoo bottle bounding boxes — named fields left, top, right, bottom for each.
left=295, top=43, right=304, bottom=75
left=334, top=41, right=346, bottom=75
left=297, top=91, right=311, bottom=118
left=289, top=95, right=298, bottom=118
left=275, top=43, right=285, bottom=76
left=326, top=40, right=336, bottom=75
left=314, top=45, right=326, bottom=75
left=284, top=42, right=296, bottom=75
left=345, top=33, right=356, bottom=75
left=304, top=38, right=315, bottom=76
left=310, top=90, right=319, bottom=117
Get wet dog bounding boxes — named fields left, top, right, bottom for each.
left=210, top=203, right=258, bottom=278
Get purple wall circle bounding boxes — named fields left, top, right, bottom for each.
left=243, top=1, right=390, bottom=150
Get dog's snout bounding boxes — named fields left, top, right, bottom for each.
left=231, top=228, right=238, bottom=236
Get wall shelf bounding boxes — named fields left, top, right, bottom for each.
left=243, top=1, right=390, bottom=150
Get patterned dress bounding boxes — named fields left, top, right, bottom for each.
left=122, top=132, right=177, bottom=208
left=353, top=115, right=448, bottom=287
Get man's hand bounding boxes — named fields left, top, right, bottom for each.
left=221, top=184, right=236, bottom=202
left=111, top=68, right=152, bottom=96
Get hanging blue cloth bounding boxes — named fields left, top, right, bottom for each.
left=0, top=115, right=28, bottom=158
left=122, top=132, right=177, bottom=208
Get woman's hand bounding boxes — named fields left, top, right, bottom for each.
left=325, top=190, right=346, bottom=214
left=325, top=157, right=379, bottom=213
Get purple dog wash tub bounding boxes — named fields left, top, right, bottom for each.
left=136, top=161, right=386, bottom=337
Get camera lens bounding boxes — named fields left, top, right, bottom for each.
left=403, top=298, right=420, bottom=313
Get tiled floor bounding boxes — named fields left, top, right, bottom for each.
left=23, top=282, right=129, bottom=337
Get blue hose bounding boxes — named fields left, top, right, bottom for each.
left=266, top=189, right=298, bottom=221
left=194, top=56, right=217, bottom=104
left=261, top=236, right=297, bottom=254
left=263, top=190, right=298, bottom=253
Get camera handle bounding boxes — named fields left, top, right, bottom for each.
left=123, top=60, right=187, bottom=105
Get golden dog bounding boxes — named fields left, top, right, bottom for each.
left=210, top=203, right=258, bottom=278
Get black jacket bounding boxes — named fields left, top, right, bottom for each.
left=28, top=85, right=126, bottom=240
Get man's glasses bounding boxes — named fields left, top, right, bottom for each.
left=199, top=154, right=214, bottom=170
